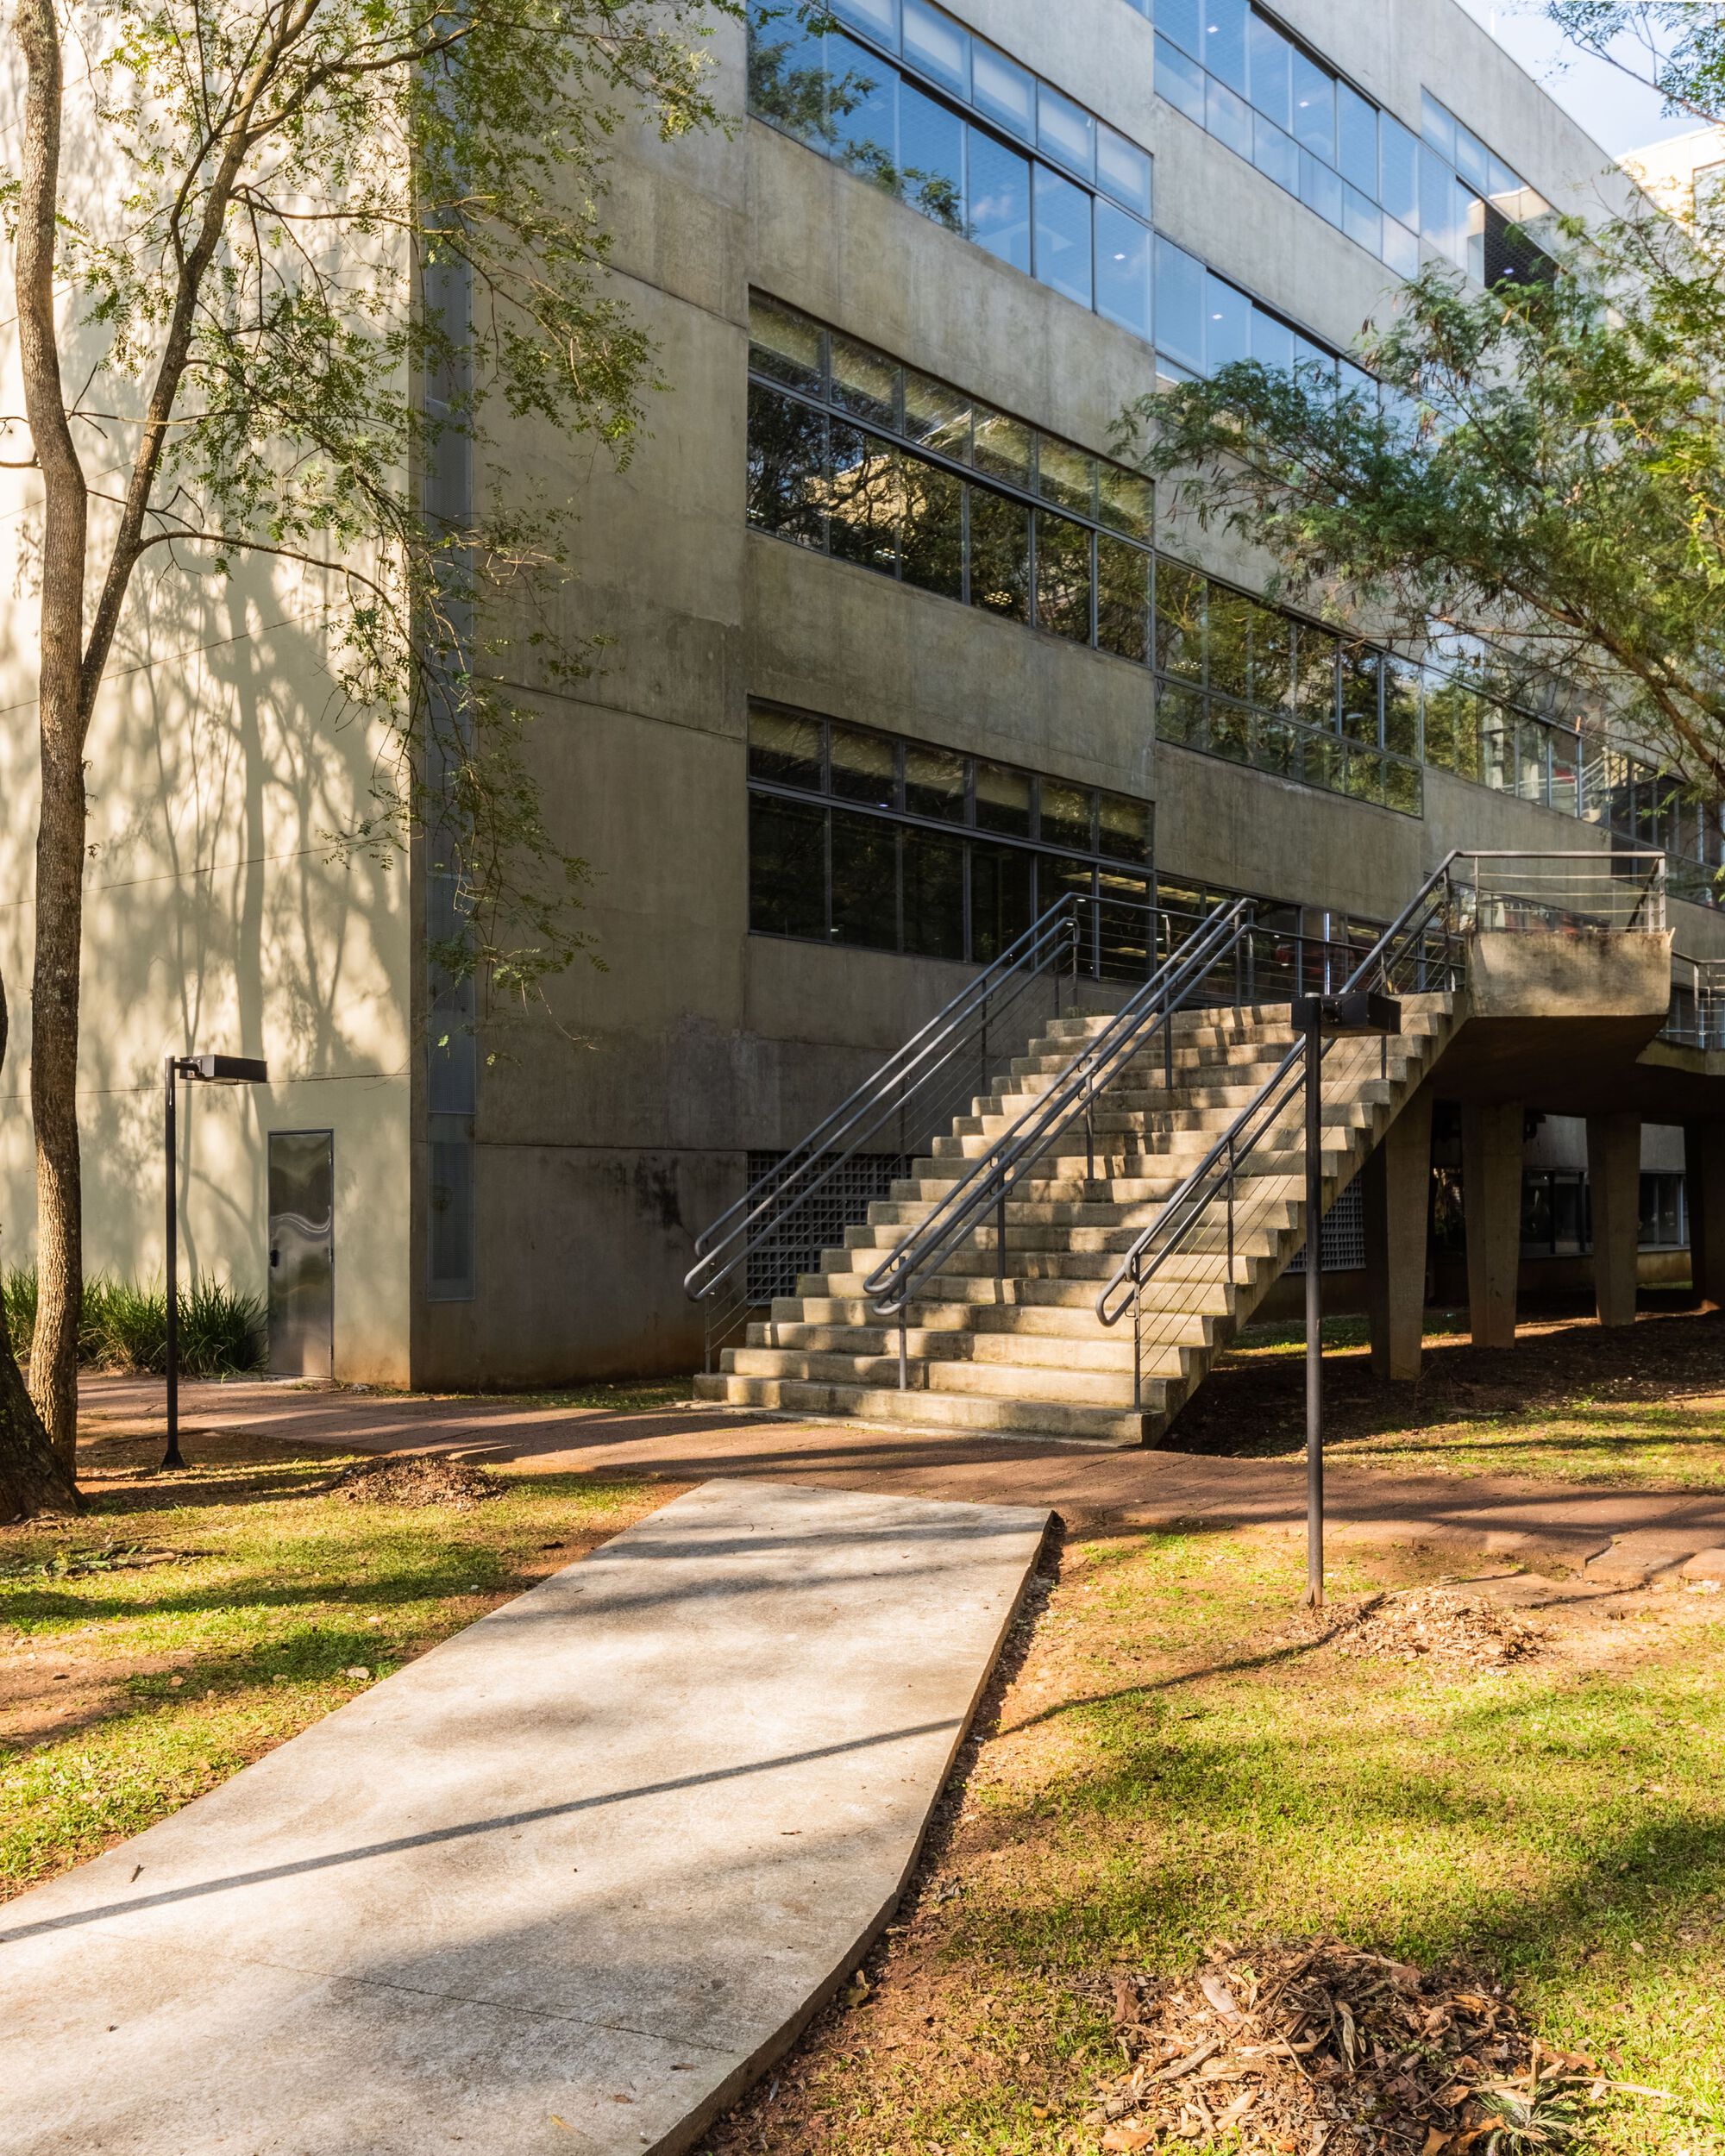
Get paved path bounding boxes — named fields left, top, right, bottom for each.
left=0, top=1480, right=1049, bottom=2156
left=82, top=1375, right=1725, bottom=1576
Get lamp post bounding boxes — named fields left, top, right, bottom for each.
left=163, top=1052, right=269, bottom=1470
left=1289, top=990, right=1400, bottom=1610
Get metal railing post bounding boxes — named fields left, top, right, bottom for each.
left=996, top=1187, right=1007, bottom=1282
left=1132, top=1251, right=1143, bottom=1413
left=899, top=1302, right=908, bottom=1391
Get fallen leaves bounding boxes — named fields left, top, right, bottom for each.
left=327, top=1456, right=503, bottom=1510
left=1295, top=1587, right=1543, bottom=1673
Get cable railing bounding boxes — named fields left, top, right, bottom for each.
left=1666, top=954, right=1725, bottom=1050
left=862, top=898, right=1258, bottom=1387
left=1093, top=849, right=1666, bottom=1416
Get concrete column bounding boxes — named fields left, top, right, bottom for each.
left=1364, top=1088, right=1434, bottom=1382
left=1463, top=1101, right=1523, bottom=1349
left=1587, top=1112, right=1641, bottom=1329
left=1685, top=1123, right=1725, bottom=1308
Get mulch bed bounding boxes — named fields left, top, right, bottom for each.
left=1289, top=1587, right=1544, bottom=1674
left=326, top=1455, right=504, bottom=1510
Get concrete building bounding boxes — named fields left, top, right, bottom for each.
left=4, top=0, right=1724, bottom=1398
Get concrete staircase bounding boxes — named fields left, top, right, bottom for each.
left=695, top=993, right=1458, bottom=1447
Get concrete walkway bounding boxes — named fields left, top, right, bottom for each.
left=0, top=1480, right=1049, bottom=2156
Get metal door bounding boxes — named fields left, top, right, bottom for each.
left=268, top=1131, right=334, bottom=1378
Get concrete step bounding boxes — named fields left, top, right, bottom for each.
left=693, top=1370, right=1164, bottom=1447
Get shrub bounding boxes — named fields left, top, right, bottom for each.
left=2, top=1266, right=37, bottom=1360
left=0, top=1269, right=264, bottom=1377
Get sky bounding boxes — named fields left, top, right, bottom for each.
left=1456, top=0, right=1703, bottom=157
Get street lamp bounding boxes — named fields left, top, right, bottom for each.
left=1289, top=990, right=1400, bottom=1610
left=163, top=1052, right=269, bottom=1470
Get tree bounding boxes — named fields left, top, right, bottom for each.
left=1118, top=9, right=1725, bottom=803
left=3, top=0, right=737, bottom=1489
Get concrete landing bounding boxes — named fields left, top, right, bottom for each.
left=0, top=1480, right=1050, bottom=2156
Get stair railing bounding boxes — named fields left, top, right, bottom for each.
left=862, top=898, right=1258, bottom=1388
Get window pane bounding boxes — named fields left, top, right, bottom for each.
left=831, top=329, right=898, bottom=427
left=1154, top=235, right=1206, bottom=374
left=969, top=841, right=1033, bottom=959
left=1034, top=512, right=1093, bottom=643
left=1155, top=561, right=1206, bottom=680
left=975, top=759, right=1032, bottom=836
left=1339, top=642, right=1382, bottom=744
left=1099, top=466, right=1153, bottom=539
left=1454, top=120, right=1490, bottom=193
left=1099, top=793, right=1151, bottom=861
left=747, top=382, right=826, bottom=547
left=1207, top=75, right=1253, bottom=159
left=1095, top=204, right=1153, bottom=339
left=1204, top=584, right=1252, bottom=701
left=1155, top=34, right=1207, bottom=123
left=905, top=743, right=966, bottom=820
left=830, top=33, right=900, bottom=187
left=967, top=127, right=1032, bottom=271
left=1156, top=680, right=1205, bottom=746
left=749, top=294, right=825, bottom=392
left=1421, top=90, right=1456, bottom=160
left=1295, top=624, right=1339, bottom=727
left=1382, top=658, right=1421, bottom=758
left=1383, top=215, right=1420, bottom=278
left=750, top=793, right=827, bottom=938
left=1204, top=273, right=1251, bottom=373
left=1254, top=114, right=1299, bottom=193
left=1301, top=149, right=1343, bottom=228
left=898, top=79, right=965, bottom=229
left=1096, top=532, right=1151, bottom=661
left=1038, top=82, right=1096, bottom=180
left=1039, top=782, right=1092, bottom=850
left=1380, top=111, right=1419, bottom=225
left=902, top=828, right=966, bottom=958
left=968, top=487, right=1032, bottom=620
left=971, top=37, right=1033, bottom=137
left=1251, top=307, right=1295, bottom=373
left=972, top=404, right=1032, bottom=485
left=1157, top=0, right=1201, bottom=58
left=1421, top=143, right=1454, bottom=244
left=1337, top=83, right=1377, bottom=193
left=749, top=705, right=823, bottom=788
left=828, top=420, right=899, bottom=573
left=1247, top=13, right=1291, bottom=127
left=830, top=723, right=898, bottom=806
left=748, top=1, right=828, bottom=146
left=902, top=0, right=966, bottom=92
left=1294, top=334, right=1335, bottom=393
left=1251, top=605, right=1295, bottom=709
left=1032, top=163, right=1094, bottom=307
left=831, top=0, right=897, bottom=38
left=1343, top=183, right=1381, bottom=253
left=830, top=809, right=899, bottom=949
left=1097, top=125, right=1152, bottom=216
left=1036, top=438, right=1096, bottom=517
left=900, top=454, right=965, bottom=599
left=1291, top=49, right=1334, bottom=160
left=903, top=367, right=969, bottom=456
left=1203, top=0, right=1248, bottom=93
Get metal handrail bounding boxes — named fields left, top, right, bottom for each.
left=862, top=899, right=1256, bottom=1380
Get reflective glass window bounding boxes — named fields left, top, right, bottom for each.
left=1420, top=143, right=1453, bottom=243
left=900, top=456, right=964, bottom=599
left=902, top=828, right=966, bottom=956
left=1295, top=624, right=1339, bottom=727
left=749, top=294, right=825, bottom=392
left=902, top=0, right=968, bottom=95
left=1251, top=606, right=1295, bottom=709
left=1157, top=0, right=1201, bottom=59
left=750, top=706, right=824, bottom=789
left=902, top=367, right=969, bottom=458
left=1291, top=48, right=1334, bottom=160
left=1033, top=163, right=1094, bottom=308
left=1342, top=183, right=1380, bottom=254
left=898, top=79, right=965, bottom=231
left=748, top=2, right=829, bottom=147
left=830, top=809, right=899, bottom=949
left=1247, top=12, right=1292, bottom=127
left=967, top=487, right=1032, bottom=621
left=1040, top=781, right=1094, bottom=849
left=830, top=34, right=900, bottom=186
left=904, top=743, right=966, bottom=820
left=830, top=724, right=899, bottom=806
left=1204, top=273, right=1251, bottom=373
left=975, top=759, right=1032, bottom=836
left=1421, top=90, right=1455, bottom=160
left=1037, top=439, right=1096, bottom=517
left=1154, top=561, right=1206, bottom=680
left=831, top=331, right=898, bottom=427
left=1154, top=235, right=1206, bottom=374
left=1251, top=308, right=1295, bottom=373
left=827, top=422, right=899, bottom=574
left=971, top=39, right=1033, bottom=138
left=1454, top=118, right=1490, bottom=192
left=970, top=843, right=1033, bottom=960
left=1038, top=82, right=1096, bottom=181
left=1034, top=512, right=1094, bottom=642
left=1207, top=584, right=1255, bottom=701
left=1337, top=82, right=1377, bottom=193
left=1098, top=125, right=1153, bottom=215
left=971, top=404, right=1032, bottom=486
left=1207, top=74, right=1254, bottom=159
left=1095, top=202, right=1153, bottom=339
left=1099, top=793, right=1151, bottom=862
left=1383, top=216, right=1420, bottom=278
left=1379, top=111, right=1419, bottom=226
left=747, top=383, right=826, bottom=547
left=831, top=0, right=898, bottom=37
left=1339, top=642, right=1382, bottom=744
left=967, top=128, right=1032, bottom=273
left=1099, top=467, right=1154, bottom=540
left=1096, top=535, right=1151, bottom=661
left=1203, top=0, right=1248, bottom=94
left=1301, top=150, right=1343, bottom=227
left=1293, top=334, right=1334, bottom=392
left=750, top=794, right=827, bottom=938
left=1156, top=34, right=1207, bottom=122
left=1254, top=114, right=1299, bottom=193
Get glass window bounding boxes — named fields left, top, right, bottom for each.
left=900, top=456, right=965, bottom=599
left=830, top=809, right=899, bottom=948
left=971, top=404, right=1032, bottom=486
left=1383, top=215, right=1420, bottom=278
left=1157, top=0, right=1201, bottom=59
left=747, top=382, right=826, bottom=547
left=831, top=0, right=898, bottom=37
left=1254, top=114, right=1300, bottom=194
left=1379, top=111, right=1419, bottom=226
left=1291, top=49, right=1334, bottom=160
left=902, top=0, right=968, bottom=95
left=967, top=128, right=1032, bottom=273
left=749, top=294, right=824, bottom=392
left=830, top=723, right=899, bottom=805
left=1300, top=150, right=1343, bottom=228
left=1251, top=307, right=1295, bottom=373
left=898, top=79, right=965, bottom=230
left=1156, top=34, right=1207, bottom=123
left=750, top=793, right=827, bottom=938
left=1037, top=439, right=1096, bottom=517
left=1204, top=273, right=1251, bottom=373
left=1207, top=584, right=1255, bottom=701
left=968, top=486, right=1032, bottom=621
left=1337, top=82, right=1377, bottom=193
left=902, top=367, right=969, bottom=457
left=975, top=759, right=1032, bottom=836
left=1155, top=561, right=1206, bottom=680
left=827, top=421, right=899, bottom=573
left=1155, top=235, right=1206, bottom=374
left=1034, top=511, right=1093, bottom=643
left=1454, top=119, right=1490, bottom=192
left=971, top=39, right=1033, bottom=138
left=1207, top=76, right=1254, bottom=160
left=1421, top=90, right=1455, bottom=160
left=1099, top=793, right=1151, bottom=862
left=750, top=705, right=824, bottom=788
left=904, top=743, right=966, bottom=819
left=1339, top=642, right=1382, bottom=745
left=1339, top=358, right=1376, bottom=405
left=970, top=842, right=1033, bottom=959
left=748, top=1, right=829, bottom=147
left=1421, top=143, right=1453, bottom=243
left=902, top=827, right=966, bottom=957
left=1203, top=0, right=1248, bottom=95
left=1251, top=605, right=1295, bottom=709
left=1038, top=82, right=1096, bottom=181
left=1099, top=466, right=1153, bottom=540
left=1096, top=535, right=1151, bottom=661
left=1040, top=782, right=1094, bottom=850
left=1156, top=680, right=1204, bottom=746
left=1342, top=183, right=1381, bottom=254
left=830, top=33, right=900, bottom=185
left=1033, top=164, right=1094, bottom=308
left=831, top=331, right=898, bottom=427
left=1293, top=334, right=1334, bottom=394
left=1295, top=624, right=1339, bottom=727
left=1097, top=125, right=1153, bottom=216
left=1095, top=203, right=1153, bottom=340
left=1247, top=12, right=1292, bottom=128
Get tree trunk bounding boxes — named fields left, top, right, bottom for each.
left=14, top=0, right=90, bottom=1473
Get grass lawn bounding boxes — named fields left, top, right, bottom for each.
left=700, top=1527, right=1725, bottom=2156
left=0, top=1429, right=665, bottom=1898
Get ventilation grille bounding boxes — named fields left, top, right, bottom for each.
left=745, top=1150, right=913, bottom=1304
left=1286, top=1181, right=1366, bottom=1275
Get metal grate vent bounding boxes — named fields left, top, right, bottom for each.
left=1286, top=1180, right=1366, bottom=1275
left=745, top=1150, right=913, bottom=1304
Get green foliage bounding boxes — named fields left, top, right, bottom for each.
left=1545, top=4, right=1725, bottom=129
left=0, top=1269, right=263, bottom=1377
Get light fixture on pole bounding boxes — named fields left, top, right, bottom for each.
left=163, top=1052, right=269, bottom=1471
left=1289, top=989, right=1400, bottom=1611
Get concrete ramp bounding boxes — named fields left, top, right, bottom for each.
left=0, top=1480, right=1050, bottom=2155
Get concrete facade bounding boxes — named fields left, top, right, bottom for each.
left=6, top=0, right=1725, bottom=1384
